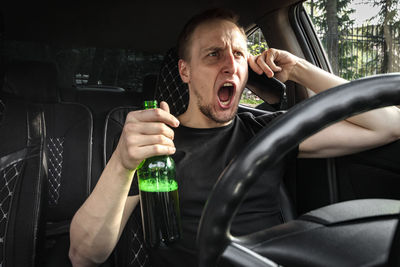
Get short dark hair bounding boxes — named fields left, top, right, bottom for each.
left=177, top=8, right=246, bottom=61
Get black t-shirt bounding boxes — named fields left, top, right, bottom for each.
left=131, top=111, right=298, bottom=266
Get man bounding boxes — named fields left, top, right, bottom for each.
left=69, top=8, right=400, bottom=267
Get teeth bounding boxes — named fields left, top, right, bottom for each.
left=221, top=100, right=229, bottom=105
left=223, top=82, right=233, bottom=87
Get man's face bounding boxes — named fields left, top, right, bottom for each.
left=179, top=19, right=249, bottom=126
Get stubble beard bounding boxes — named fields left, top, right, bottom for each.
left=193, top=88, right=241, bottom=124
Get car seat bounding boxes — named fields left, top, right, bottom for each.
left=0, top=95, right=47, bottom=266
left=104, top=47, right=295, bottom=266
left=2, top=60, right=93, bottom=266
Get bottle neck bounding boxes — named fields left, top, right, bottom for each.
left=143, top=100, right=158, bottom=110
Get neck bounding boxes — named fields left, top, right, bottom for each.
left=178, top=102, right=233, bottom=128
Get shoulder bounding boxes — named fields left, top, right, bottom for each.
left=237, top=110, right=285, bottom=129
left=237, top=111, right=299, bottom=159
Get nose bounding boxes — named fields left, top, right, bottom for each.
left=222, top=51, right=237, bottom=75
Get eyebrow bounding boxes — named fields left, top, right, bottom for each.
left=201, top=44, right=246, bottom=54
left=201, top=46, right=224, bottom=54
left=233, top=44, right=247, bottom=52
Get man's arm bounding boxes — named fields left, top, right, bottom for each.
left=249, top=48, right=400, bottom=158
left=69, top=102, right=179, bottom=267
left=68, top=158, right=138, bottom=267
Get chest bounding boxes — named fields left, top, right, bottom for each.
left=174, top=130, right=248, bottom=198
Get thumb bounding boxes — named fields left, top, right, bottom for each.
left=160, top=101, right=170, bottom=114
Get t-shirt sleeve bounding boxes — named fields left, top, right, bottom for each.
left=249, top=111, right=299, bottom=159
left=128, top=172, right=139, bottom=196
left=254, top=110, right=286, bottom=126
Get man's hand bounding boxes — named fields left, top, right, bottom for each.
left=69, top=102, right=178, bottom=266
left=248, top=48, right=299, bottom=83
left=114, top=101, right=180, bottom=171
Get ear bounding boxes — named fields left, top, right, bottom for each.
left=178, top=59, right=190, bottom=83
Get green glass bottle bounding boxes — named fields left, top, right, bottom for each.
left=137, top=100, right=182, bottom=248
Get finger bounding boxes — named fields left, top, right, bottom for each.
left=256, top=54, right=275, bottom=78
left=248, top=55, right=264, bottom=75
left=160, top=101, right=180, bottom=127
left=265, top=49, right=283, bottom=72
left=139, top=134, right=175, bottom=148
left=135, top=144, right=176, bottom=159
left=127, top=132, right=175, bottom=148
left=126, top=108, right=180, bottom=128
left=128, top=122, right=175, bottom=140
left=160, top=101, right=170, bottom=114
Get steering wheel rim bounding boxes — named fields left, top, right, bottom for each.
left=197, top=73, right=400, bottom=267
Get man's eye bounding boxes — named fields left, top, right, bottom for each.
left=208, top=51, right=218, bottom=57
left=234, top=51, right=244, bottom=57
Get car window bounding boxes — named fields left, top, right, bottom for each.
left=304, top=0, right=400, bottom=80
left=240, top=28, right=268, bottom=108
left=0, top=40, right=164, bottom=92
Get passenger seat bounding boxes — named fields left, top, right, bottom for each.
left=2, top=61, right=93, bottom=265
left=0, top=96, right=47, bottom=266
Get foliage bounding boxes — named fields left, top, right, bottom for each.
left=305, top=0, right=400, bottom=80
left=367, top=0, right=400, bottom=73
left=240, top=98, right=263, bottom=107
left=367, top=0, right=400, bottom=25
left=248, top=42, right=268, bottom=56
left=307, top=0, right=355, bottom=32
left=247, top=28, right=268, bottom=56
left=305, top=0, right=355, bottom=77
left=241, top=29, right=268, bottom=107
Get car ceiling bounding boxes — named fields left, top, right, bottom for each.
left=1, top=0, right=302, bottom=51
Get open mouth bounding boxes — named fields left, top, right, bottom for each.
left=217, top=82, right=235, bottom=107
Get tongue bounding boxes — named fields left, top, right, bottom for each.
left=218, top=86, right=230, bottom=102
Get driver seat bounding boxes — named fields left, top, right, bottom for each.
left=108, top=47, right=294, bottom=266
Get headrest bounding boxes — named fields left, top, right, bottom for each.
left=155, top=48, right=189, bottom=117
left=2, top=60, right=59, bottom=102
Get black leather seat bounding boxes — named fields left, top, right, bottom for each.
left=103, top=53, right=188, bottom=267
left=0, top=96, right=47, bottom=266
left=103, top=110, right=149, bottom=266
left=154, top=48, right=189, bottom=117
left=2, top=61, right=93, bottom=265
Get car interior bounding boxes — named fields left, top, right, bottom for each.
left=1, top=0, right=400, bottom=266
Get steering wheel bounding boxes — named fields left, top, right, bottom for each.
left=197, top=74, right=400, bottom=266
